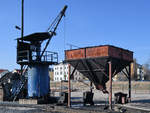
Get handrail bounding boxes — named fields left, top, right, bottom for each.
left=17, top=50, right=58, bottom=63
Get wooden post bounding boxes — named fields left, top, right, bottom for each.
left=128, top=64, right=131, bottom=102
left=60, top=80, right=62, bottom=93
left=68, top=64, right=71, bottom=107
left=109, top=62, right=112, bottom=110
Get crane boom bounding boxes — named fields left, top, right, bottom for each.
left=41, top=5, right=67, bottom=58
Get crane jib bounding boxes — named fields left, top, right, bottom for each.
left=40, top=5, right=68, bottom=58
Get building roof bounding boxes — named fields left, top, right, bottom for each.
left=17, top=32, right=51, bottom=42
left=0, top=69, right=9, bottom=74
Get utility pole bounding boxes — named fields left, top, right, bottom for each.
left=21, top=0, right=24, bottom=41
left=21, top=0, right=24, bottom=75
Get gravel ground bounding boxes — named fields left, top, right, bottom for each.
left=0, top=103, right=148, bottom=113
left=54, top=89, right=150, bottom=113
left=0, top=89, right=150, bottom=113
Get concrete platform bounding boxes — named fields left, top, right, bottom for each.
left=19, top=99, right=48, bottom=104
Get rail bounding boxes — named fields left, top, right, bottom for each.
left=17, top=50, right=58, bottom=63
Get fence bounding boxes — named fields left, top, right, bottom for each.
left=109, top=81, right=150, bottom=94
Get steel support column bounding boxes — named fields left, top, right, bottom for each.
left=68, top=64, right=71, bottom=107
left=21, top=65, right=23, bottom=76
left=128, top=64, right=131, bottom=102
left=60, top=80, right=62, bottom=93
left=90, top=81, right=93, bottom=93
left=109, top=62, right=112, bottom=110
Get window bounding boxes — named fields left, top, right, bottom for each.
left=60, top=72, right=62, bottom=75
left=60, top=77, right=62, bottom=80
left=60, top=67, right=62, bottom=70
left=57, top=72, right=59, bottom=75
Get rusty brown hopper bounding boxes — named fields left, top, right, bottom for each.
left=65, top=45, right=133, bottom=92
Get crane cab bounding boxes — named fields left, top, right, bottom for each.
left=17, top=32, right=58, bottom=65
left=16, top=32, right=58, bottom=98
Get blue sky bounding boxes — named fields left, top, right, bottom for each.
left=0, top=0, right=150, bottom=70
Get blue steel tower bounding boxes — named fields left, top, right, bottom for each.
left=16, top=6, right=67, bottom=98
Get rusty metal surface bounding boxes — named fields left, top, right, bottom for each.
left=108, top=46, right=133, bottom=62
left=65, top=45, right=133, bottom=62
left=86, top=46, right=109, bottom=58
left=65, top=48, right=85, bottom=60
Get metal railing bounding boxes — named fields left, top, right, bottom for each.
left=17, top=50, right=58, bottom=63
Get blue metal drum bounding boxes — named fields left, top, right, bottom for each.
left=28, top=64, right=50, bottom=97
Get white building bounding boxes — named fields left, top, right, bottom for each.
left=53, top=63, right=85, bottom=81
left=137, top=65, right=145, bottom=81
left=54, top=63, right=69, bottom=81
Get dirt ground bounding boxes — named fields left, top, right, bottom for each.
left=0, top=101, right=148, bottom=113
left=51, top=81, right=150, bottom=113
left=0, top=90, right=147, bottom=113
left=0, top=81, right=150, bottom=113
